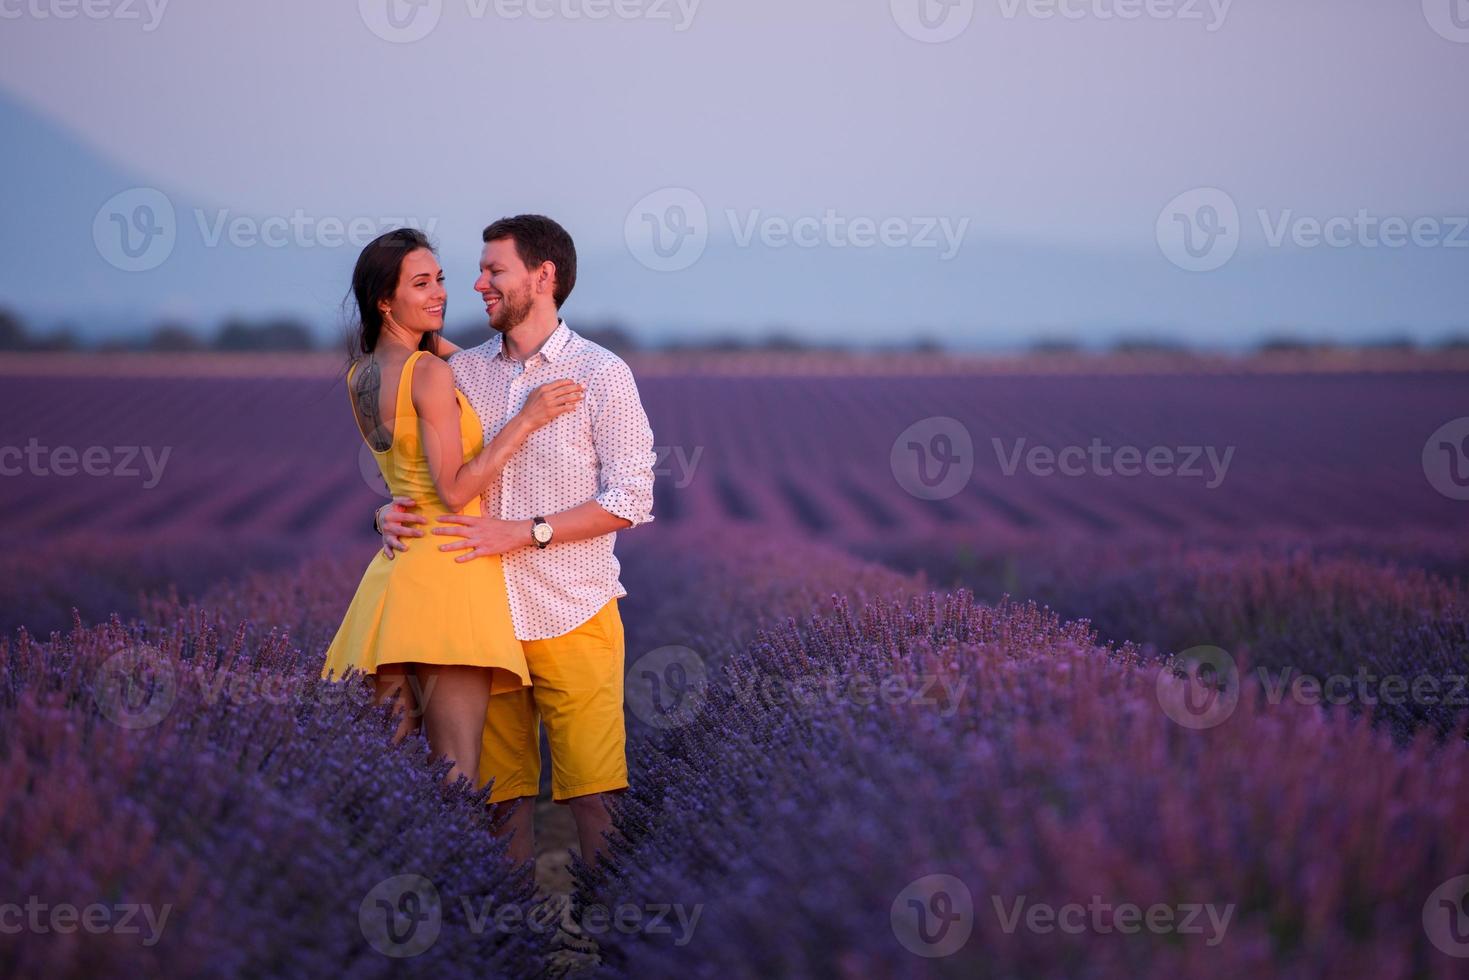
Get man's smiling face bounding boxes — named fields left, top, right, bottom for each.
left=475, top=237, right=538, bottom=333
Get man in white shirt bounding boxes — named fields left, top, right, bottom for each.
left=375, top=215, right=656, bottom=868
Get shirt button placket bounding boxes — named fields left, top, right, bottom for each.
left=502, top=359, right=524, bottom=518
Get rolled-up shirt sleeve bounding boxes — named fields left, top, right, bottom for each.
left=589, top=357, right=656, bottom=527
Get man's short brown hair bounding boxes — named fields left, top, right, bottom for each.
left=482, top=214, right=577, bottom=308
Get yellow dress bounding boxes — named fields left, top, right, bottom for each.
left=321, top=349, right=528, bottom=693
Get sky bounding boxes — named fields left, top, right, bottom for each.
left=0, top=0, right=1466, bottom=349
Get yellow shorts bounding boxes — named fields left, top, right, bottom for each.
left=478, top=598, right=629, bottom=804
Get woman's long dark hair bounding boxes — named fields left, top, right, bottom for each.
left=345, top=227, right=441, bottom=359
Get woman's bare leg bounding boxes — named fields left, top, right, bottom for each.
left=373, top=664, right=419, bottom=743
left=488, top=796, right=536, bottom=866
left=414, top=664, right=493, bottom=788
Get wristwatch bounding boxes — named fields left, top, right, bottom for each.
left=531, top=516, right=553, bottom=549
left=373, top=504, right=385, bottom=535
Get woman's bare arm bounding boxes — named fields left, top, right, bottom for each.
left=412, top=356, right=583, bottom=511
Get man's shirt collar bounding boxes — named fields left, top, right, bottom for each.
left=493, top=318, right=571, bottom=364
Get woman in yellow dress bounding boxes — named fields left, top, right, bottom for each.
left=322, top=227, right=583, bottom=790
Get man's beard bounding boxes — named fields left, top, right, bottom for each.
left=489, top=283, right=535, bottom=333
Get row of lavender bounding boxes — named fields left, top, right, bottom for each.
left=0, top=530, right=916, bottom=977
left=579, top=532, right=1469, bottom=977
left=866, top=528, right=1469, bottom=739
left=4, top=368, right=1465, bottom=563
left=0, top=612, right=553, bottom=977
left=4, top=527, right=1468, bottom=975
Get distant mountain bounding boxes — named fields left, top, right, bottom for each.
left=2, top=90, right=1466, bottom=350
left=0, top=92, right=368, bottom=342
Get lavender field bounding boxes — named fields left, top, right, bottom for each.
left=3, top=351, right=1468, bottom=978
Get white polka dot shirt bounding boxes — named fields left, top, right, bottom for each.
left=449, top=320, right=656, bottom=640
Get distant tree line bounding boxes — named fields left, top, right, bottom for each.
left=2, top=307, right=1466, bottom=355
left=1025, top=331, right=1469, bottom=355
left=0, top=309, right=79, bottom=351
left=0, top=310, right=644, bottom=355
left=0, top=309, right=318, bottom=353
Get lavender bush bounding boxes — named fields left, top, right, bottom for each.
left=140, top=551, right=369, bottom=659
left=870, top=531, right=1469, bottom=739
left=7, top=522, right=1466, bottom=977
left=0, top=533, right=305, bottom=638
left=0, top=613, right=553, bottom=978
left=576, top=590, right=1469, bottom=978
left=617, top=527, right=916, bottom=669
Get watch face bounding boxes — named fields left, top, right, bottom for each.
left=533, top=522, right=552, bottom=543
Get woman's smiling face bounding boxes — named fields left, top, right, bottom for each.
left=379, top=247, right=447, bottom=333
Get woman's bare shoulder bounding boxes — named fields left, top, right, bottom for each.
left=410, top=352, right=456, bottom=402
